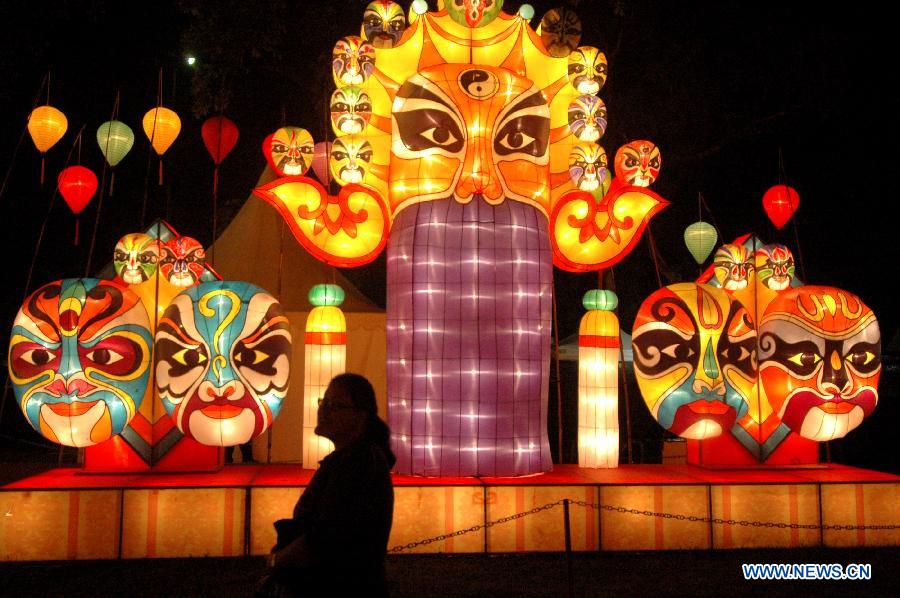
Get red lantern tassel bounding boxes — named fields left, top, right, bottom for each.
left=158, top=160, right=164, bottom=186
left=110, top=171, right=116, bottom=196
left=213, top=166, right=219, bottom=196
left=40, top=155, right=46, bottom=186
left=74, top=217, right=79, bottom=246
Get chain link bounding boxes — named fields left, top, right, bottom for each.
left=388, top=499, right=899, bottom=553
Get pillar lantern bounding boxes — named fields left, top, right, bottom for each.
left=303, top=284, right=347, bottom=468
left=578, top=289, right=620, bottom=468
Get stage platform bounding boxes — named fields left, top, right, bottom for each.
left=1, top=464, right=897, bottom=560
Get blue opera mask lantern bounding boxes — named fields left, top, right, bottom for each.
left=154, top=281, right=292, bottom=446
left=8, top=279, right=152, bottom=446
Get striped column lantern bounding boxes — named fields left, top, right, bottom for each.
left=578, top=289, right=620, bottom=468
left=303, top=284, right=347, bottom=468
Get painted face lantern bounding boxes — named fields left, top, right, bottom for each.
left=155, top=282, right=291, bottom=446
left=160, top=236, right=206, bottom=288
left=540, top=7, right=582, bottom=58
left=332, top=36, right=375, bottom=87
left=567, top=95, right=607, bottom=143
left=362, top=1, right=407, bottom=49
left=614, top=140, right=660, bottom=187
left=445, top=0, right=504, bottom=28
left=8, top=279, right=152, bottom=446
left=569, top=141, right=608, bottom=192
left=632, top=283, right=756, bottom=440
left=330, top=87, right=373, bottom=135
left=114, top=233, right=160, bottom=285
left=713, top=243, right=753, bottom=292
left=266, top=126, right=314, bottom=177
left=330, top=135, right=374, bottom=186
left=568, top=46, right=608, bottom=95
left=759, top=287, right=880, bottom=441
left=755, top=244, right=795, bottom=291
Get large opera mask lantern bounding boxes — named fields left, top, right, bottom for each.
left=632, top=283, right=757, bottom=440
left=362, top=1, right=407, bottom=49
left=155, top=282, right=292, bottom=446
left=614, top=140, right=660, bottom=187
left=114, top=233, right=160, bottom=285
left=265, top=126, right=314, bottom=177
left=160, top=236, right=206, bottom=288
left=759, top=286, right=880, bottom=441
left=8, top=279, right=152, bottom=446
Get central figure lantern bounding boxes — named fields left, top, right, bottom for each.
left=255, top=1, right=668, bottom=475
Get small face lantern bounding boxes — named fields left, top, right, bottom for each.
left=8, top=279, right=152, bottom=446
left=329, top=135, right=374, bottom=185
left=568, top=46, right=608, bottom=95
left=160, top=237, right=206, bottom=288
left=267, top=126, right=314, bottom=177
left=755, top=244, right=795, bottom=291
left=114, top=233, right=160, bottom=284
left=330, top=87, right=373, bottom=135
left=445, top=0, right=504, bottom=28
left=759, top=286, right=880, bottom=441
left=540, top=7, right=582, bottom=58
left=332, top=36, right=376, bottom=87
left=568, top=141, right=608, bottom=192
left=713, top=244, right=753, bottom=292
left=567, top=95, right=607, bottom=142
left=362, top=1, right=407, bottom=49
left=632, top=283, right=756, bottom=440
left=155, top=282, right=291, bottom=446
left=614, top=140, right=661, bottom=187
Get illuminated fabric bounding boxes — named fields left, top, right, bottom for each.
left=684, top=221, right=717, bottom=264
left=114, top=233, right=160, bottom=285
left=568, top=141, right=608, bottom=191
left=578, top=291, right=619, bottom=468
left=362, top=1, right=407, bottom=48
left=8, top=279, right=152, bottom=446
left=155, top=282, right=291, bottom=446
left=330, top=135, right=375, bottom=186
left=57, top=166, right=98, bottom=215
left=264, top=127, right=314, bottom=177
left=755, top=244, right=795, bottom=291
left=330, top=87, right=373, bottom=135
left=613, top=140, right=660, bottom=187
left=96, top=120, right=135, bottom=167
left=713, top=243, right=753, bottom=292
left=28, top=105, right=67, bottom=153
left=567, top=47, right=608, bottom=95
left=539, top=7, right=582, bottom=57
left=160, top=236, right=206, bottom=288
left=332, top=36, right=376, bottom=87
left=762, top=185, right=799, bottom=230
left=142, top=107, right=181, bottom=155
left=632, top=284, right=756, bottom=440
left=444, top=0, right=503, bottom=28
left=567, top=94, right=606, bottom=142
left=759, top=287, right=879, bottom=441
left=302, top=284, right=347, bottom=468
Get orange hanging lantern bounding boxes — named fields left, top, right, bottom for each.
left=57, top=165, right=98, bottom=244
left=142, top=107, right=181, bottom=184
left=27, top=105, right=68, bottom=185
left=762, top=184, right=799, bottom=229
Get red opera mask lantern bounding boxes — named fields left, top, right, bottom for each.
left=160, top=236, right=206, bottom=287
left=759, top=287, right=880, bottom=441
left=264, top=127, right=314, bottom=177
left=614, top=140, right=660, bottom=187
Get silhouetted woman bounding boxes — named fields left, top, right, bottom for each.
left=266, top=373, right=395, bottom=596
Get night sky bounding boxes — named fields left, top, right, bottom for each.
left=0, top=1, right=895, bottom=467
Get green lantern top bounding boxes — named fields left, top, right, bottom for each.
left=309, top=283, right=345, bottom=307
left=583, top=289, right=617, bottom=311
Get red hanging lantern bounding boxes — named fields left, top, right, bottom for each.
left=201, top=116, right=239, bottom=196
left=57, top=165, right=98, bottom=245
left=762, top=184, right=800, bottom=229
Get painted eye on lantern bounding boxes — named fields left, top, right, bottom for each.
left=846, top=351, right=875, bottom=367
left=420, top=126, right=456, bottom=146
left=356, top=102, right=372, bottom=113
left=332, top=102, right=348, bottom=112
left=114, top=250, right=127, bottom=261
left=649, top=157, right=660, bottom=169
left=19, top=348, right=57, bottom=366
left=171, top=348, right=208, bottom=367
left=234, top=348, right=269, bottom=366
left=85, top=348, right=124, bottom=366
left=625, top=157, right=638, bottom=167
left=140, top=252, right=157, bottom=264
left=568, top=64, right=586, bottom=75
left=390, top=19, right=404, bottom=31
left=272, top=144, right=288, bottom=153
left=497, top=131, right=536, bottom=152
left=571, top=111, right=585, bottom=121
left=788, top=352, right=821, bottom=369
left=332, top=151, right=348, bottom=161
left=395, top=107, right=465, bottom=153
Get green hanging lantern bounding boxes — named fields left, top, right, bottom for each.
left=96, top=120, right=135, bottom=167
left=583, top=289, right=618, bottom=311
left=309, top=283, right=345, bottom=307
left=684, top=221, right=717, bottom=264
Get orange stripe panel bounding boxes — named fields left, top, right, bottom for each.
left=304, top=331, right=347, bottom=345
left=578, top=335, right=620, bottom=348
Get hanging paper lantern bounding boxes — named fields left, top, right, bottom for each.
left=632, top=283, right=756, bottom=440
left=8, top=279, right=153, bottom=446
left=27, top=105, right=68, bottom=153
left=155, top=281, right=291, bottom=447
left=684, top=221, right=717, bottom=264
left=759, top=286, right=880, bottom=441
left=159, top=236, right=206, bottom=287
left=539, top=7, right=582, bottom=57
left=142, top=107, right=181, bottom=155
left=762, top=184, right=799, bottom=229
left=614, top=140, right=661, bottom=187
left=578, top=290, right=619, bottom=468
left=361, top=1, right=407, bottom=49
left=201, top=116, right=239, bottom=165
left=311, top=141, right=332, bottom=183
left=57, top=165, right=98, bottom=215
left=96, top=120, right=135, bottom=167
left=303, top=284, right=347, bottom=468
left=263, top=127, right=314, bottom=177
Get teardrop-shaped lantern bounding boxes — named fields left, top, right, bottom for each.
left=28, top=105, right=68, bottom=153
left=201, top=116, right=239, bottom=165
left=684, top=221, right=718, bottom=264
left=762, top=185, right=800, bottom=229
left=57, top=165, right=98, bottom=215
left=96, top=120, right=135, bottom=167
left=142, top=107, right=181, bottom=155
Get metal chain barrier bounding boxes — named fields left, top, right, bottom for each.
left=388, top=498, right=899, bottom=553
